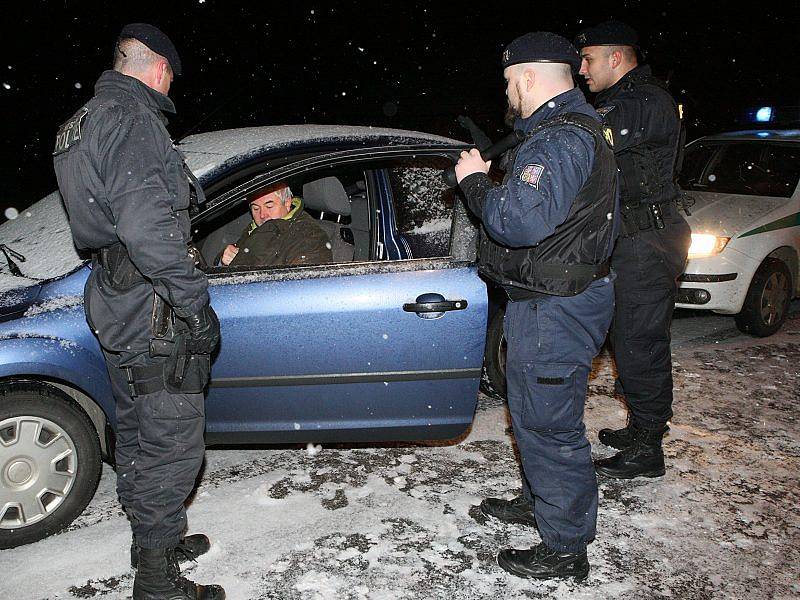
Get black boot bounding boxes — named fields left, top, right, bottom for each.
left=132, top=534, right=212, bottom=569
left=595, top=426, right=666, bottom=479
left=132, top=547, right=225, bottom=600
left=497, top=542, right=589, bottom=581
left=599, top=420, right=669, bottom=451
left=479, top=495, right=537, bottom=527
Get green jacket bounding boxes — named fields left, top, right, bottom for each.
left=227, top=198, right=333, bottom=268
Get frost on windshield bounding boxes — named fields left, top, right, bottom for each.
left=388, top=158, right=456, bottom=258
left=0, top=191, right=83, bottom=294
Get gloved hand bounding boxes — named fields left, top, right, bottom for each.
left=182, top=304, right=220, bottom=355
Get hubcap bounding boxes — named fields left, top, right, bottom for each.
left=759, top=272, right=789, bottom=326
left=0, top=416, right=77, bottom=529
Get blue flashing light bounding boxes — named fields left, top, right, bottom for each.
left=755, top=106, right=773, bottom=122
left=756, top=131, right=770, bottom=138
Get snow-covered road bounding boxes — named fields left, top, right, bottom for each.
left=1, top=311, right=798, bottom=599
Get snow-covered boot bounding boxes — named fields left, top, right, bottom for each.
left=132, top=534, right=212, bottom=569
left=594, top=425, right=667, bottom=479
left=132, top=547, right=225, bottom=600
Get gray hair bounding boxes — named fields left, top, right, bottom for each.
left=113, top=38, right=169, bottom=75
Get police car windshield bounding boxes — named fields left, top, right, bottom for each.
left=0, top=191, right=84, bottom=293
left=680, top=141, right=800, bottom=198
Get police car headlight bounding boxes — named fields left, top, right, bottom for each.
left=688, top=234, right=730, bottom=258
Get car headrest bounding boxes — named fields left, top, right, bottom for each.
left=302, top=177, right=351, bottom=216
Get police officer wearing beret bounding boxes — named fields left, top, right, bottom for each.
left=53, top=24, right=224, bottom=599
left=575, top=21, right=691, bottom=480
left=456, top=32, right=618, bottom=580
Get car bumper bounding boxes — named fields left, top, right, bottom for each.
left=675, top=247, right=759, bottom=314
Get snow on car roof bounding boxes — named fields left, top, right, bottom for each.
left=178, top=124, right=463, bottom=181
left=700, top=129, right=800, bottom=142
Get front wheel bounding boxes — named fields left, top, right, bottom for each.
left=0, top=383, right=102, bottom=549
left=734, top=258, right=792, bottom=337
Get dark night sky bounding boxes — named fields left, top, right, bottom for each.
left=1, top=1, right=798, bottom=214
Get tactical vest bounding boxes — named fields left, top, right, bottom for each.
left=609, top=74, right=683, bottom=208
left=479, top=112, right=617, bottom=299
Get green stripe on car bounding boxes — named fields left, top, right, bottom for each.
left=739, top=212, right=800, bottom=238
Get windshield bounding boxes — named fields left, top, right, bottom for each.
left=679, top=141, right=800, bottom=198
left=0, top=191, right=83, bottom=294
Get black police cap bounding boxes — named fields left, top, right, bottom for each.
left=501, top=32, right=581, bottom=73
left=574, top=20, right=639, bottom=50
left=119, top=23, right=182, bottom=75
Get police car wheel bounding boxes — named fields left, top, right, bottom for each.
left=0, top=383, right=102, bottom=549
left=734, top=258, right=792, bottom=338
left=481, top=307, right=507, bottom=399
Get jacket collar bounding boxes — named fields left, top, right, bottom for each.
left=94, top=70, right=176, bottom=117
left=515, top=87, right=587, bottom=133
left=596, top=64, right=653, bottom=104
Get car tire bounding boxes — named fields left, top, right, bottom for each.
left=734, top=258, right=792, bottom=337
left=0, top=382, right=102, bottom=549
left=480, top=306, right=507, bottom=399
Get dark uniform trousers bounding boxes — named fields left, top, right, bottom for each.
left=611, top=202, right=690, bottom=429
left=504, top=275, right=615, bottom=553
left=104, top=350, right=205, bottom=550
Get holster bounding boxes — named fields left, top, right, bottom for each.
left=163, top=335, right=211, bottom=394
left=619, top=200, right=674, bottom=237
left=94, top=243, right=145, bottom=290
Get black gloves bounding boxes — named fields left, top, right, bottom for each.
left=182, top=304, right=220, bottom=355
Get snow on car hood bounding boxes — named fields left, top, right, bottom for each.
left=178, top=124, right=461, bottom=182
left=0, top=191, right=83, bottom=298
left=682, top=190, right=790, bottom=237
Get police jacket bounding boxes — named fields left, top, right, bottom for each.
left=459, top=87, right=617, bottom=298
left=53, top=70, right=208, bottom=354
left=596, top=65, right=681, bottom=208
left=225, top=198, right=333, bottom=268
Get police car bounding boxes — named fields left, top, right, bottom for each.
left=676, top=116, right=800, bottom=336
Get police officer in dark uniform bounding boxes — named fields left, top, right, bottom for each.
left=575, top=21, right=691, bottom=480
left=53, top=24, right=224, bottom=600
left=456, top=32, right=618, bottom=580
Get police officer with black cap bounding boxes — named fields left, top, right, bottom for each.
left=53, top=23, right=224, bottom=600
left=456, top=31, right=618, bottom=580
left=575, top=21, right=691, bottom=480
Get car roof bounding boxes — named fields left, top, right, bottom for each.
left=694, top=129, right=800, bottom=143
left=178, top=124, right=464, bottom=183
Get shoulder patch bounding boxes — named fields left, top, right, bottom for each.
left=603, top=126, right=614, bottom=147
left=53, top=107, right=89, bottom=156
left=596, top=106, right=615, bottom=118
left=519, top=163, right=545, bottom=189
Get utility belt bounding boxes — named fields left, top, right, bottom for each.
left=619, top=199, right=677, bottom=237
left=495, top=259, right=611, bottom=301
left=93, top=243, right=211, bottom=397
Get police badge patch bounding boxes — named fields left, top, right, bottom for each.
left=519, top=164, right=544, bottom=188
left=53, top=107, right=89, bottom=156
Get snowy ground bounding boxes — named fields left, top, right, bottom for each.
left=1, top=309, right=798, bottom=600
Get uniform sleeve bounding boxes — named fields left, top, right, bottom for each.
left=97, top=109, right=209, bottom=316
left=463, top=128, right=595, bottom=248
left=603, top=90, right=676, bottom=153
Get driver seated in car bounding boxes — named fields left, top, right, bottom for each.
left=218, top=182, right=333, bottom=267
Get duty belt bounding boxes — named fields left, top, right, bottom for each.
left=619, top=199, right=676, bottom=237
left=535, top=260, right=611, bottom=282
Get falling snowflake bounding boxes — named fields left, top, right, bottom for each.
left=4, top=208, right=19, bottom=220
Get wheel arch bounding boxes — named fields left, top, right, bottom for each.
left=765, top=246, right=798, bottom=296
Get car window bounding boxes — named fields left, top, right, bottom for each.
left=385, top=156, right=456, bottom=259
left=763, top=145, right=800, bottom=198
left=684, top=142, right=799, bottom=197
left=678, top=142, right=719, bottom=189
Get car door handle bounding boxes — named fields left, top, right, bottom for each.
left=403, top=293, right=468, bottom=315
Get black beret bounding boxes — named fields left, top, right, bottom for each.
left=502, top=32, right=581, bottom=73
left=119, top=23, right=182, bottom=75
left=574, top=20, right=639, bottom=50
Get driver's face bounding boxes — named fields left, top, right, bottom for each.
left=250, top=189, right=292, bottom=226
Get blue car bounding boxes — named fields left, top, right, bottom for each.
left=0, top=125, right=497, bottom=549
